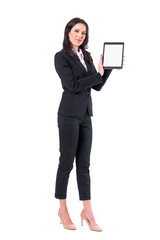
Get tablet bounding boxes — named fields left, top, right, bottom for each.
left=103, top=42, right=124, bottom=69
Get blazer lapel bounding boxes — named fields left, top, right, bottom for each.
left=84, top=58, right=92, bottom=74
left=75, top=58, right=88, bottom=72
left=75, top=56, right=93, bottom=74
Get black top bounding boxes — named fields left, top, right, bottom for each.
left=54, top=49, right=112, bottom=118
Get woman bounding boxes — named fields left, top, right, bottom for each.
left=54, top=17, right=112, bottom=231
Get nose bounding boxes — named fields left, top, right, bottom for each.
left=78, top=32, right=83, bottom=38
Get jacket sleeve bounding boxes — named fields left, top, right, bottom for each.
left=54, top=52, right=103, bottom=93
left=92, top=66, right=112, bottom=91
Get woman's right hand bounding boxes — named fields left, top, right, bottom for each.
left=98, top=55, right=104, bottom=76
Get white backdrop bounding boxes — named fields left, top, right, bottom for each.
left=0, top=0, right=160, bottom=239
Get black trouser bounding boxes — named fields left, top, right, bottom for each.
left=55, top=110, right=92, bottom=200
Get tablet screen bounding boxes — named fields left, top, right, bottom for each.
left=103, top=42, right=124, bottom=69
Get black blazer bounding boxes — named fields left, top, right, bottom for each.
left=54, top=49, right=112, bottom=118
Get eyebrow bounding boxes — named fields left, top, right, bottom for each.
left=75, top=28, right=86, bottom=33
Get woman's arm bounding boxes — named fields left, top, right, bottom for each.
left=92, top=68, right=112, bottom=91
left=54, top=52, right=103, bottom=93
left=92, top=55, right=112, bottom=91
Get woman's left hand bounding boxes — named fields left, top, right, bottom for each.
left=122, top=55, right=125, bottom=66
left=98, top=55, right=104, bottom=76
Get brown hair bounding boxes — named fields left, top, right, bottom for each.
left=62, top=17, right=93, bottom=64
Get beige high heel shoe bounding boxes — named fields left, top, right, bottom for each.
left=80, top=209, right=103, bottom=232
left=58, top=209, right=77, bottom=230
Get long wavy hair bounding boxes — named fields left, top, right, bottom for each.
left=63, top=17, right=93, bottom=64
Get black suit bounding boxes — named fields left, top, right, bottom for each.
left=54, top=49, right=112, bottom=200
left=54, top=49, right=112, bottom=118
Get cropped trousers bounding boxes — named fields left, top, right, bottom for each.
left=55, top=110, right=92, bottom=200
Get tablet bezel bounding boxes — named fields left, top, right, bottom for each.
left=102, top=42, right=124, bottom=69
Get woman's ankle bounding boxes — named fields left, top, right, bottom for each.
left=59, top=199, right=68, bottom=211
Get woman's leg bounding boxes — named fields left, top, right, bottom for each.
left=55, top=116, right=80, bottom=224
left=75, top=114, right=92, bottom=200
left=59, top=199, right=73, bottom=225
left=76, top=114, right=98, bottom=226
left=83, top=200, right=97, bottom=226
left=55, top=116, right=79, bottom=199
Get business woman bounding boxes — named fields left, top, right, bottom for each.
left=54, top=17, right=112, bottom=231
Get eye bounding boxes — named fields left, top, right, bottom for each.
left=75, top=30, right=79, bottom=33
left=82, top=32, right=86, bottom=35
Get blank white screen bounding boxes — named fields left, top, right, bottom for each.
left=103, top=44, right=123, bottom=67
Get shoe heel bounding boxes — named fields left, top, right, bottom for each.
left=80, top=209, right=103, bottom=232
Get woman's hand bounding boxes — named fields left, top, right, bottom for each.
left=117, top=56, right=125, bottom=70
left=98, top=55, right=104, bottom=76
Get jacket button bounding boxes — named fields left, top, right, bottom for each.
left=87, top=92, right=89, bottom=95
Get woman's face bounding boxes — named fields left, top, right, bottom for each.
left=68, top=23, right=87, bottom=51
